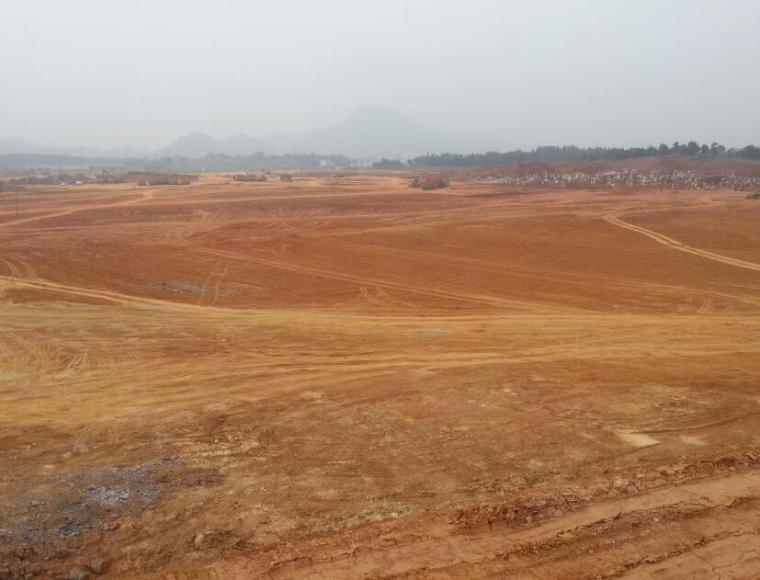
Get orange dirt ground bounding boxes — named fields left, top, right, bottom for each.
left=1, top=174, right=760, bottom=579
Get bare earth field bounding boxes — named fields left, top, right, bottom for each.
left=1, top=174, right=760, bottom=579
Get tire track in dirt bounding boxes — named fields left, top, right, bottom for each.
left=0, top=187, right=158, bottom=231
left=202, top=469, right=760, bottom=579
left=0, top=181, right=539, bottom=313
left=194, top=244, right=575, bottom=314
left=313, top=236, right=760, bottom=310
left=225, top=189, right=760, bottom=311
left=604, top=212, right=760, bottom=273
left=0, top=274, right=161, bottom=306
left=0, top=253, right=36, bottom=279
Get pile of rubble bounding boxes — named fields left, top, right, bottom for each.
left=129, top=172, right=194, bottom=186
left=475, top=169, right=760, bottom=192
left=409, top=176, right=450, bottom=190
left=2, top=171, right=126, bottom=187
left=232, top=173, right=267, bottom=182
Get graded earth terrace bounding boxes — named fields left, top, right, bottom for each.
left=2, top=173, right=760, bottom=579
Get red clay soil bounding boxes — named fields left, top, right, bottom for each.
left=1, top=174, right=760, bottom=578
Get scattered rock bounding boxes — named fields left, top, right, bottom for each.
left=85, top=555, right=110, bottom=575
left=613, top=478, right=630, bottom=490
left=67, top=568, right=90, bottom=580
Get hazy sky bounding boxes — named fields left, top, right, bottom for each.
left=2, top=0, right=759, bottom=150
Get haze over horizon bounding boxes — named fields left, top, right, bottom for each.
left=2, top=0, right=759, bottom=153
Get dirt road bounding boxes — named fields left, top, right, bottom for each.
left=604, top=211, right=760, bottom=272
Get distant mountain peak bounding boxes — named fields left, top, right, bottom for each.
left=1, top=106, right=468, bottom=160
left=267, top=106, right=460, bottom=158
left=186, top=130, right=214, bottom=138
left=157, top=131, right=271, bottom=158
left=333, top=106, right=419, bottom=131
left=157, top=132, right=218, bottom=157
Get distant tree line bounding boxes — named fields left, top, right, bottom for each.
left=4, top=143, right=760, bottom=174
left=393, top=142, right=760, bottom=168
left=372, top=158, right=406, bottom=169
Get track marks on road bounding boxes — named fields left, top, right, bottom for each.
left=605, top=212, right=760, bottom=273
left=207, top=469, right=760, bottom=579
